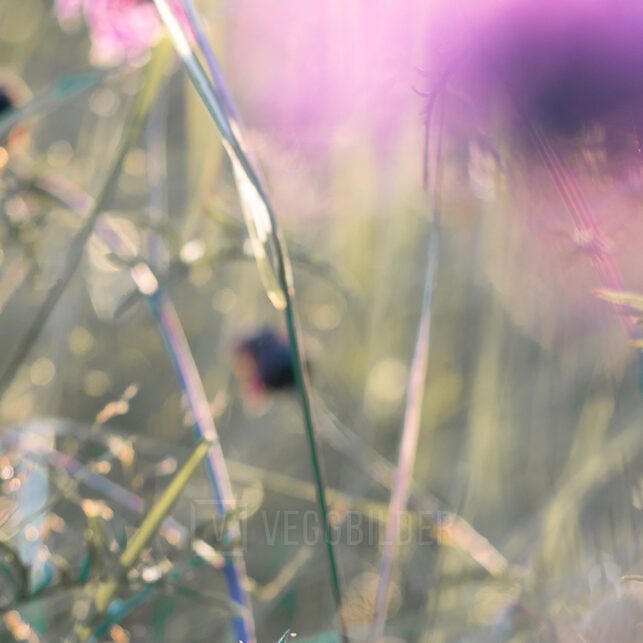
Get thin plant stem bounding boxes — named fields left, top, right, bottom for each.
left=179, top=0, right=240, bottom=123
left=152, top=3, right=348, bottom=638
left=73, top=440, right=212, bottom=642
left=370, top=96, right=445, bottom=642
left=89, top=557, right=222, bottom=641
left=147, top=291, right=256, bottom=642
left=138, top=46, right=255, bottom=635
left=10, top=86, right=256, bottom=639
left=12, top=162, right=257, bottom=638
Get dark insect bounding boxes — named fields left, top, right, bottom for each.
left=233, top=327, right=298, bottom=404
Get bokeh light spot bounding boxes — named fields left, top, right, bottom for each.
left=29, top=357, right=55, bottom=386
left=84, top=370, right=111, bottom=397
left=68, top=326, right=94, bottom=356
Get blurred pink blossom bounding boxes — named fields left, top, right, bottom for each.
left=426, top=0, right=643, bottom=149
left=227, top=1, right=430, bottom=156
left=427, top=0, right=643, bottom=346
left=55, top=0, right=187, bottom=66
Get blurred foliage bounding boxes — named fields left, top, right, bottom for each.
left=0, top=1, right=642, bottom=642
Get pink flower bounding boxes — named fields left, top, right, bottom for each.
left=425, top=0, right=643, bottom=348
left=226, top=1, right=428, bottom=156
left=55, top=0, right=187, bottom=67
left=427, top=0, right=643, bottom=149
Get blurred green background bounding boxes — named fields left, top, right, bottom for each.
left=1, top=1, right=643, bottom=641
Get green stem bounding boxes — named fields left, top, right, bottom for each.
left=153, top=3, right=348, bottom=639
left=74, top=440, right=211, bottom=642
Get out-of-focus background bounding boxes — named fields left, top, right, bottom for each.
left=1, top=1, right=643, bottom=641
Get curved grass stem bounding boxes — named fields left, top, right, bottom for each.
left=152, top=2, right=348, bottom=639
left=17, top=155, right=257, bottom=639
left=73, top=441, right=212, bottom=642
left=147, top=291, right=256, bottom=642
left=370, top=94, right=445, bottom=642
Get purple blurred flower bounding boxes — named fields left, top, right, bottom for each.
left=227, top=1, right=428, bottom=156
left=429, top=0, right=643, bottom=155
left=55, top=0, right=188, bottom=67
left=428, top=0, right=643, bottom=344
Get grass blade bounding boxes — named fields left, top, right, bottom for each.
left=147, top=291, right=256, bottom=642
left=73, top=440, right=211, bottom=642
left=371, top=96, right=444, bottom=642
left=153, top=3, right=348, bottom=638
left=14, top=164, right=257, bottom=638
